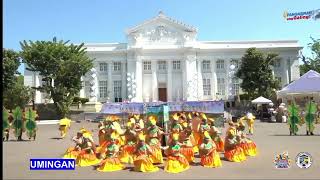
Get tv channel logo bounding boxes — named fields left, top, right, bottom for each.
left=295, top=152, right=313, bottom=169
left=274, top=151, right=291, bottom=169
left=30, top=159, right=75, bottom=170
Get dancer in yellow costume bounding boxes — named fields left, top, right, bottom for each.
left=191, top=112, right=201, bottom=150
left=224, top=122, right=246, bottom=162
left=97, top=133, right=125, bottom=172
left=133, top=134, right=159, bottom=173
left=164, top=133, right=190, bottom=173
left=209, top=124, right=224, bottom=152
left=98, top=121, right=106, bottom=146
left=236, top=120, right=258, bottom=157
left=198, top=113, right=211, bottom=145
left=169, top=113, right=183, bottom=144
left=180, top=114, right=195, bottom=163
left=119, top=118, right=136, bottom=164
left=63, top=130, right=84, bottom=159
left=76, top=128, right=101, bottom=167
left=146, top=115, right=164, bottom=164
left=240, top=113, right=256, bottom=135
left=110, top=115, right=125, bottom=145
left=199, top=131, right=222, bottom=168
left=59, top=117, right=71, bottom=138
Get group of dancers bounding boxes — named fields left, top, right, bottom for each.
left=62, top=112, right=258, bottom=173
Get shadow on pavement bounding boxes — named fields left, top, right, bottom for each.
left=50, top=137, right=64, bottom=140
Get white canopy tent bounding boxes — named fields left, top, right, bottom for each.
left=251, top=96, right=273, bottom=104
left=277, top=70, right=320, bottom=103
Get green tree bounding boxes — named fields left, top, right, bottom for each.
left=20, top=38, right=93, bottom=118
left=3, top=49, right=21, bottom=90
left=3, top=75, right=33, bottom=111
left=235, top=48, right=280, bottom=100
left=300, top=37, right=320, bottom=75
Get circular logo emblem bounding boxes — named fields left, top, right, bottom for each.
left=295, top=152, right=313, bottom=169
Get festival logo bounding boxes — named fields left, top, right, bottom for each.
left=274, top=151, right=291, bottom=169
left=283, top=9, right=320, bottom=21
left=295, top=152, right=313, bottom=169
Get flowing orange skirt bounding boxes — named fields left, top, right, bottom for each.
left=239, top=141, right=258, bottom=157
left=165, top=155, right=190, bottom=173
left=215, top=139, right=225, bottom=152
left=180, top=146, right=195, bottom=163
left=63, top=147, right=80, bottom=159
left=97, top=157, right=124, bottom=172
left=200, top=151, right=222, bottom=168
left=119, top=144, right=135, bottom=164
left=149, top=145, right=164, bottom=164
left=224, top=146, right=246, bottom=162
left=133, top=155, right=159, bottom=172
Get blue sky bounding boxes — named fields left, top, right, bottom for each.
left=4, top=0, right=320, bottom=74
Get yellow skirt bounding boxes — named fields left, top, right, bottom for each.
left=63, top=147, right=80, bottom=159
left=165, top=156, right=190, bottom=173
left=59, top=125, right=68, bottom=138
left=224, top=146, right=246, bottom=162
left=200, top=151, right=222, bottom=168
left=76, top=152, right=101, bottom=167
left=119, top=145, right=135, bottom=164
left=180, top=146, right=195, bottom=163
left=150, top=146, right=164, bottom=164
left=239, top=141, right=258, bottom=157
left=133, top=155, right=159, bottom=173
left=97, top=157, right=124, bottom=172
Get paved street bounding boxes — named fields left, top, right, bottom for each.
left=3, top=121, right=320, bottom=179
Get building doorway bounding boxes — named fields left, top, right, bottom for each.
left=158, top=88, right=167, bottom=102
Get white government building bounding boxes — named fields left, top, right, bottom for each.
left=25, top=12, right=302, bottom=106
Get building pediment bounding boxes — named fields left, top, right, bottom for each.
left=126, top=11, right=198, bottom=47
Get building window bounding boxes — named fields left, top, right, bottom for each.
left=230, top=59, right=239, bottom=69
left=158, top=61, right=167, bottom=70
left=99, top=63, right=108, bottom=72
left=216, top=60, right=225, bottom=69
left=113, top=80, right=122, bottom=102
left=274, top=59, right=281, bottom=68
left=232, top=78, right=240, bottom=95
left=203, top=78, right=211, bottom=96
left=173, top=60, right=181, bottom=70
left=99, top=80, right=108, bottom=98
left=113, top=62, right=121, bottom=71
left=217, top=77, right=225, bottom=95
left=143, top=61, right=151, bottom=70
left=202, top=60, right=211, bottom=71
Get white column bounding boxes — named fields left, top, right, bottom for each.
left=182, top=60, right=187, bottom=101
left=151, top=61, right=158, bottom=101
left=121, top=62, right=127, bottom=101
left=184, top=52, right=198, bottom=101
left=211, top=59, right=217, bottom=100
left=197, top=59, right=203, bottom=100
left=108, top=62, right=113, bottom=102
left=135, top=59, right=143, bottom=102
left=167, top=60, right=173, bottom=101
left=225, top=58, right=231, bottom=100
left=80, top=76, right=85, bottom=98
left=34, top=73, right=42, bottom=104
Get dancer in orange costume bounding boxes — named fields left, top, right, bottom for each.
left=180, top=113, right=195, bottom=163
left=224, top=122, right=246, bottom=162
left=164, top=133, right=190, bottom=173
left=97, top=133, right=125, bottom=172
left=199, top=132, right=222, bottom=168
left=119, top=118, right=136, bottom=164
left=146, top=115, right=164, bottom=164
left=133, top=134, right=159, bottom=173
left=236, top=120, right=258, bottom=157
